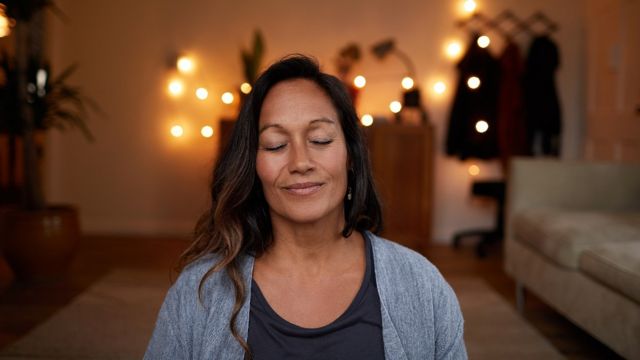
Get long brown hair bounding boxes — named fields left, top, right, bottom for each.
left=179, top=54, right=382, bottom=355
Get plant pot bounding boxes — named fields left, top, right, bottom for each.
left=1, top=205, right=80, bottom=283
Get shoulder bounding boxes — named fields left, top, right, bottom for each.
left=146, top=254, right=253, bottom=358
left=160, top=255, right=222, bottom=316
left=174, top=254, right=225, bottom=291
left=171, top=253, right=254, bottom=298
left=367, top=232, right=467, bottom=358
left=157, top=254, right=253, bottom=335
left=164, top=253, right=253, bottom=314
left=367, top=232, right=458, bottom=307
left=368, top=232, right=441, bottom=281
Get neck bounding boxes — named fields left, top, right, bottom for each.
left=261, top=211, right=360, bottom=274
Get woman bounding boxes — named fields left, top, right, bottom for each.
left=145, top=55, right=466, bottom=359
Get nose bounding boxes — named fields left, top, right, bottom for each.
left=288, top=140, right=314, bottom=174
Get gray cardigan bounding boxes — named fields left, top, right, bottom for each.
left=144, top=233, right=467, bottom=359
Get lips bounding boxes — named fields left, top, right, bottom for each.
left=283, top=182, right=324, bottom=195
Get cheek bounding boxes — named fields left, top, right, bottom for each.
left=255, top=153, right=273, bottom=186
left=322, top=147, right=349, bottom=185
left=256, top=153, right=285, bottom=189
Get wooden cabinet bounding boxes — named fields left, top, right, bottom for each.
left=365, top=123, right=434, bottom=252
left=585, top=0, right=640, bottom=163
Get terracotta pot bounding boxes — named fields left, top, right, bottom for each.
left=1, top=205, right=80, bottom=283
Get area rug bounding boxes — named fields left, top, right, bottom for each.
left=0, top=269, right=169, bottom=360
left=0, top=270, right=564, bottom=359
left=449, top=277, right=564, bottom=360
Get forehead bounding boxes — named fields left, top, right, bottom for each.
left=259, top=78, right=339, bottom=128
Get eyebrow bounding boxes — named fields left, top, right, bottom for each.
left=258, top=117, right=336, bottom=134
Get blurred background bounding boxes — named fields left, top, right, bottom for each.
left=0, top=0, right=638, bottom=359
left=2, top=0, right=590, bottom=239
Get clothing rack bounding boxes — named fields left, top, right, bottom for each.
left=456, top=10, right=558, bottom=39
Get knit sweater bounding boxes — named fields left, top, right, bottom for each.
left=144, top=232, right=467, bottom=359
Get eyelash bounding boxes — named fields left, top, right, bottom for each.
left=264, top=144, right=286, bottom=151
left=263, top=139, right=333, bottom=152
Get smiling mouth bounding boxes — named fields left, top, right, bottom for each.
left=283, top=182, right=324, bottom=195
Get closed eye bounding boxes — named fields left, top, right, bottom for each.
left=263, top=144, right=286, bottom=151
left=311, top=139, right=333, bottom=145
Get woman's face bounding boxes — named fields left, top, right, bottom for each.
left=256, top=78, right=349, bottom=226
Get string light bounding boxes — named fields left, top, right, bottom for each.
left=389, top=101, right=402, bottom=114
left=195, top=87, right=209, bottom=100
left=168, top=79, right=184, bottom=97
left=170, top=125, right=184, bottom=137
left=433, top=81, right=447, bottom=94
left=221, top=92, right=234, bottom=104
left=176, top=56, right=195, bottom=74
left=463, top=0, right=477, bottom=14
left=353, top=75, right=366, bottom=88
left=445, top=41, right=463, bottom=59
left=401, top=77, right=414, bottom=90
left=477, top=35, right=491, bottom=48
left=468, top=164, right=480, bottom=176
left=475, top=120, right=489, bottom=133
left=361, top=114, right=374, bottom=127
left=0, top=5, right=11, bottom=38
left=467, top=76, right=481, bottom=89
left=240, top=82, right=252, bottom=94
left=201, top=125, right=214, bottom=138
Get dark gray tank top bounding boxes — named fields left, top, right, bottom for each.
left=247, top=234, right=385, bottom=359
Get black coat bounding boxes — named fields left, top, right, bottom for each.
left=446, top=36, right=501, bottom=160
left=523, top=35, right=562, bottom=156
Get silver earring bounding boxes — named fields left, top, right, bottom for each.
left=347, top=187, right=352, bottom=201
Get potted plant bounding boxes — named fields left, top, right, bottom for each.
left=0, top=0, right=96, bottom=283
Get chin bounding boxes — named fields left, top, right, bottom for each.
left=272, top=202, right=344, bottom=226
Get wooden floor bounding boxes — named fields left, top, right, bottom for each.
left=0, top=235, right=621, bottom=359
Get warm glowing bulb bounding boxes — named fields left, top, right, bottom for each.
left=468, top=164, right=480, bottom=176
left=445, top=41, right=462, bottom=59
left=201, top=125, right=214, bottom=138
left=361, top=114, right=374, bottom=127
left=177, top=56, right=195, bottom=74
left=240, top=82, right=252, bottom=94
left=463, top=0, right=477, bottom=13
left=221, top=92, right=234, bottom=104
left=168, top=80, right=184, bottom=96
left=477, top=35, right=491, bottom=48
left=170, top=125, right=184, bottom=137
left=475, top=120, right=489, bottom=133
left=433, top=81, right=446, bottom=94
left=467, top=76, right=481, bottom=89
left=0, top=10, right=10, bottom=38
left=401, top=77, right=414, bottom=90
left=389, top=101, right=402, bottom=114
left=195, top=87, right=208, bottom=100
left=353, top=75, right=366, bottom=88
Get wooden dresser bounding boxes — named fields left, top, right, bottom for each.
left=365, top=123, right=434, bottom=252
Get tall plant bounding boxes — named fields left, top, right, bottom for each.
left=241, top=30, right=264, bottom=85
left=1, top=0, right=95, bottom=210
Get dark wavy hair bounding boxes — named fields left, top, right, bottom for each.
left=179, top=54, right=382, bottom=355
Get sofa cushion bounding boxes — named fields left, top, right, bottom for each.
left=512, top=211, right=640, bottom=269
left=579, top=242, right=640, bottom=303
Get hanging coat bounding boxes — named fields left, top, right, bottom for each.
left=496, top=40, right=529, bottom=171
left=445, top=35, right=501, bottom=160
left=523, top=35, right=562, bottom=156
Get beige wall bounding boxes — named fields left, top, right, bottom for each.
left=47, top=0, right=587, bottom=242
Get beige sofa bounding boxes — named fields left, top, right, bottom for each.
left=504, top=158, right=640, bottom=359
